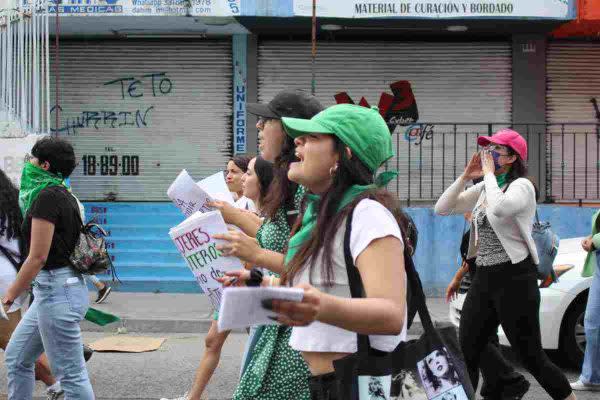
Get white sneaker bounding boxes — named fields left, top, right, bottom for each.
left=570, top=380, right=600, bottom=391
left=160, top=393, right=189, bottom=400
left=46, top=386, right=64, bottom=400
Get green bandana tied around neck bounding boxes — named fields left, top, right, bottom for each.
left=284, top=171, right=397, bottom=266
left=18, top=162, right=66, bottom=216
left=496, top=172, right=508, bottom=188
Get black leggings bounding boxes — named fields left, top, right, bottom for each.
left=459, top=257, right=571, bottom=400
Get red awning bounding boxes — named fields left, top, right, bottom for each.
left=552, top=0, right=600, bottom=38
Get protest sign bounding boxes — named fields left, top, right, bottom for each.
left=169, top=210, right=243, bottom=310
left=167, top=169, right=214, bottom=217
left=197, top=171, right=235, bottom=204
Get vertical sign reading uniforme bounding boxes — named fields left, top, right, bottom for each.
left=232, top=34, right=247, bottom=154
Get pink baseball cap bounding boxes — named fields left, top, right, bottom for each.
left=477, top=128, right=528, bottom=161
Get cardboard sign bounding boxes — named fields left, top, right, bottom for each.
left=167, top=169, right=214, bottom=217
left=169, top=211, right=243, bottom=311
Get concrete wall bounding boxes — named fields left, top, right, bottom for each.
left=511, top=34, right=548, bottom=200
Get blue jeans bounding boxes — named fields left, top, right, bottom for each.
left=5, top=267, right=94, bottom=399
left=581, top=255, right=600, bottom=385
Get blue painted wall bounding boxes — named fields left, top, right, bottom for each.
left=85, top=202, right=597, bottom=295
left=409, top=205, right=596, bottom=296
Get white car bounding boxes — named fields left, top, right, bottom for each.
left=449, top=236, right=593, bottom=366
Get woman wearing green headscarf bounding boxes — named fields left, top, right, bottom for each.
left=2, top=137, right=94, bottom=399
left=220, top=104, right=408, bottom=400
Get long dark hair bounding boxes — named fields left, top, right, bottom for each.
left=253, top=156, right=275, bottom=206
left=502, top=147, right=538, bottom=200
left=0, top=169, right=22, bottom=241
left=504, top=147, right=527, bottom=186
left=282, top=136, right=409, bottom=287
left=261, top=133, right=299, bottom=222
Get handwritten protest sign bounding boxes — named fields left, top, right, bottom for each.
left=167, top=169, right=214, bottom=217
left=169, top=211, right=243, bottom=310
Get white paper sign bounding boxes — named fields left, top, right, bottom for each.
left=217, top=287, right=304, bottom=332
left=167, top=169, right=214, bottom=217
left=197, top=171, right=235, bottom=204
left=169, top=211, right=243, bottom=310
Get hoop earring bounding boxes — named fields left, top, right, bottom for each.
left=329, top=164, right=338, bottom=177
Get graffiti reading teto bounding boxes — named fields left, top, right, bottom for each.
left=51, top=72, right=173, bottom=135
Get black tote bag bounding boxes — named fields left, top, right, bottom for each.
left=332, top=211, right=475, bottom=400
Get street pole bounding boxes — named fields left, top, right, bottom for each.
left=311, top=0, right=316, bottom=96
left=54, top=0, right=60, bottom=135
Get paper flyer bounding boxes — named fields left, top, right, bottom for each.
left=167, top=169, right=214, bottom=217
left=169, top=211, right=243, bottom=310
left=197, top=171, right=235, bottom=204
left=217, top=287, right=304, bottom=331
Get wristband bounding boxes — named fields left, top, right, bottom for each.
left=247, top=267, right=264, bottom=287
left=269, top=275, right=276, bottom=287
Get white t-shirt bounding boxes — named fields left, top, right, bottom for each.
left=234, top=196, right=257, bottom=213
left=289, top=199, right=408, bottom=354
left=0, top=233, right=26, bottom=312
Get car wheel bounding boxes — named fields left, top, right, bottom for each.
left=560, top=298, right=586, bottom=368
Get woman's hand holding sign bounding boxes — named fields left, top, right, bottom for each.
left=217, top=269, right=252, bottom=287
left=261, top=283, right=322, bottom=327
left=214, top=228, right=261, bottom=265
left=207, top=200, right=239, bottom=223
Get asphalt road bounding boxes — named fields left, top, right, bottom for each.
left=0, top=331, right=596, bottom=400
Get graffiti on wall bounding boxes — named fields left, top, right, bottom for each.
left=51, top=72, right=173, bottom=135
left=335, top=80, right=419, bottom=135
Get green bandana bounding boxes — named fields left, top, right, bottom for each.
left=18, top=162, right=65, bottom=216
left=496, top=172, right=508, bottom=188
left=284, top=171, right=397, bottom=266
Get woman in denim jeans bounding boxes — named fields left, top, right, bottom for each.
left=570, top=210, right=600, bottom=392
left=1, top=137, right=94, bottom=399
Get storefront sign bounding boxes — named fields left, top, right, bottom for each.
left=232, top=34, right=247, bottom=154
left=294, top=0, right=574, bottom=19
left=335, top=80, right=419, bottom=134
left=48, top=0, right=240, bottom=16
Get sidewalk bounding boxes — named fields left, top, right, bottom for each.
left=83, top=291, right=451, bottom=335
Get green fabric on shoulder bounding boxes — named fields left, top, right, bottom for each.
left=583, top=209, right=600, bottom=278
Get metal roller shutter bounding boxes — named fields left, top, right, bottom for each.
left=547, top=41, right=600, bottom=201
left=49, top=40, right=232, bottom=201
left=258, top=41, right=512, bottom=201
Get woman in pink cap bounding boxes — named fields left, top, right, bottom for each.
left=435, top=129, right=576, bottom=400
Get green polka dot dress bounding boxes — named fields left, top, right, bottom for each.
left=233, top=187, right=310, bottom=400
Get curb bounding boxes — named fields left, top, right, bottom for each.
left=82, top=319, right=439, bottom=336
